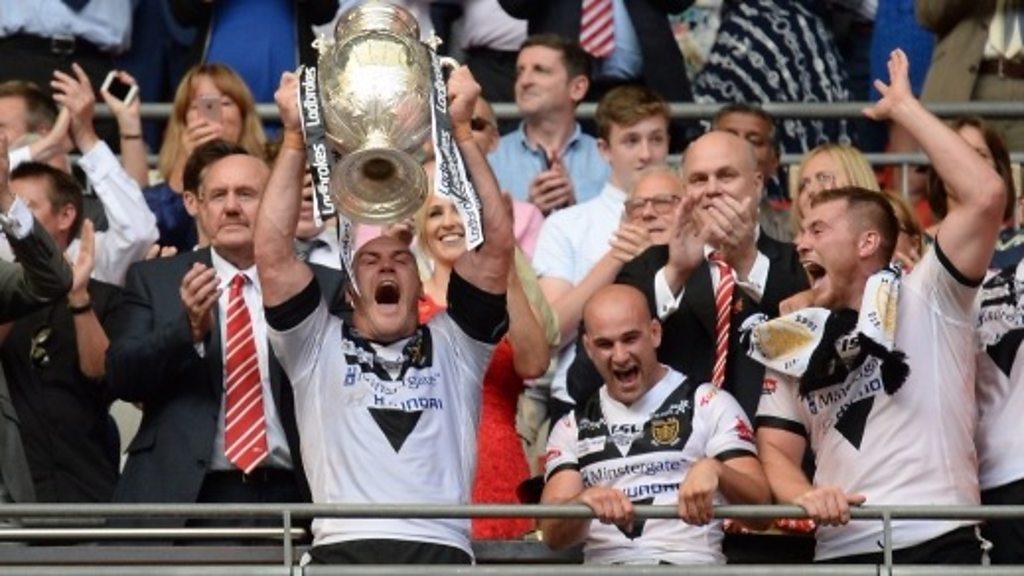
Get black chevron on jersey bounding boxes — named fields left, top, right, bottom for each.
left=616, top=497, right=654, bottom=540
left=987, top=328, right=1024, bottom=378
left=576, top=378, right=697, bottom=468
left=368, top=407, right=424, bottom=452
left=834, top=396, right=873, bottom=449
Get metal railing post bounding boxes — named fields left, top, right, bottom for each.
left=283, top=510, right=293, bottom=569
left=882, top=511, right=893, bottom=576
left=900, top=163, right=910, bottom=200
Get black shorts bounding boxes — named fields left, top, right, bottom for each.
left=308, top=539, right=472, bottom=565
left=818, top=525, right=983, bottom=565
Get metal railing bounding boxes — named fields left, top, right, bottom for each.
left=2, top=504, right=1024, bottom=575
left=94, top=102, right=1024, bottom=122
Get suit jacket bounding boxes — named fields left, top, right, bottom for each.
left=106, top=248, right=344, bottom=516
left=567, top=234, right=808, bottom=420
left=918, top=0, right=995, bottom=102
left=498, top=0, right=694, bottom=106
left=2, top=280, right=121, bottom=503
left=0, top=217, right=74, bottom=503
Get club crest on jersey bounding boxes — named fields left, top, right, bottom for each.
left=651, top=417, right=681, bottom=446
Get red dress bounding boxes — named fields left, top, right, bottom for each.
left=419, top=295, right=533, bottom=539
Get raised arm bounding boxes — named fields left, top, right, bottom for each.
left=99, top=70, right=149, bottom=188
left=0, top=135, right=72, bottom=318
left=864, top=49, right=1005, bottom=282
left=449, top=67, right=515, bottom=295
left=255, top=72, right=314, bottom=307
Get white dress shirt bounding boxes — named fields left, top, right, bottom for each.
left=206, top=249, right=293, bottom=472
left=653, top=231, right=771, bottom=321
left=64, top=141, right=159, bottom=287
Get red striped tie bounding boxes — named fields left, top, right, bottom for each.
left=223, top=273, right=268, bottom=474
left=710, top=254, right=735, bottom=389
left=580, top=0, right=615, bottom=58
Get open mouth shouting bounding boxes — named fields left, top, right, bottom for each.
left=802, top=261, right=827, bottom=290
left=611, top=363, right=641, bottom=388
left=373, top=279, right=402, bottom=313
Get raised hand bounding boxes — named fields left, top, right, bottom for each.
left=69, top=219, right=95, bottom=306
left=447, top=66, right=481, bottom=137
left=863, top=49, right=914, bottom=122
left=180, top=262, right=221, bottom=343
left=275, top=71, right=302, bottom=134
left=99, top=70, right=142, bottom=136
left=701, top=194, right=757, bottom=278
left=51, top=62, right=99, bottom=152
left=664, top=193, right=705, bottom=290
left=609, top=217, right=653, bottom=264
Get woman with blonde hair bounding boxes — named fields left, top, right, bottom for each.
left=791, top=143, right=880, bottom=223
left=415, top=183, right=556, bottom=540
left=143, top=63, right=266, bottom=252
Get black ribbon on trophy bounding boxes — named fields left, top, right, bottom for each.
left=428, top=51, right=484, bottom=250
left=297, top=64, right=358, bottom=293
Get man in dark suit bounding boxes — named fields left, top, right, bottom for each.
left=3, top=162, right=121, bottom=503
left=498, top=0, right=695, bottom=148
left=0, top=136, right=74, bottom=504
left=568, top=131, right=808, bottom=421
left=106, top=141, right=342, bottom=528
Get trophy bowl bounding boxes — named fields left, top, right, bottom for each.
left=317, top=2, right=433, bottom=224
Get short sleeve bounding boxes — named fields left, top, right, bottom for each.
left=754, top=369, right=808, bottom=438
left=544, top=412, right=580, bottom=481
left=904, top=243, right=980, bottom=323
left=266, top=289, right=335, bottom=389
left=693, top=384, right=757, bottom=461
left=532, top=211, right=576, bottom=283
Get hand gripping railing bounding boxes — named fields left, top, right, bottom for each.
left=2, top=504, right=1024, bottom=575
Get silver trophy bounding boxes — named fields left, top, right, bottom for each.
left=314, top=2, right=437, bottom=225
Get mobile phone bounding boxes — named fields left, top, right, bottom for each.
left=196, top=94, right=222, bottom=124
left=100, top=71, right=138, bottom=106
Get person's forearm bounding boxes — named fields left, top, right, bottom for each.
left=72, top=309, right=109, bottom=379
left=759, top=444, right=814, bottom=504
left=118, top=118, right=150, bottom=188
left=254, top=140, right=312, bottom=306
left=456, top=135, right=514, bottom=269
left=507, top=270, right=551, bottom=379
left=890, top=97, right=1003, bottom=210
left=539, top=516, right=590, bottom=550
left=552, top=253, right=622, bottom=345
left=714, top=458, right=771, bottom=506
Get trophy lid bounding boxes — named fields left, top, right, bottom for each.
left=335, top=2, right=421, bottom=41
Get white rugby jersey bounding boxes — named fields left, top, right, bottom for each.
left=267, top=297, right=494, bottom=557
left=975, top=262, right=1024, bottom=490
left=756, top=248, right=980, bottom=560
left=545, top=369, right=756, bottom=565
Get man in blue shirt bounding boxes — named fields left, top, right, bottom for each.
left=488, top=34, right=610, bottom=214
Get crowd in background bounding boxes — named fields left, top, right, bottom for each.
left=0, top=0, right=1023, bottom=568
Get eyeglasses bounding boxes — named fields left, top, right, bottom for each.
left=624, top=194, right=680, bottom=217
left=30, top=326, right=51, bottom=369
left=470, top=117, right=494, bottom=132
left=798, top=172, right=837, bottom=194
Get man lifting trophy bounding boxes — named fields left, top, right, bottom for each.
left=256, top=0, right=515, bottom=565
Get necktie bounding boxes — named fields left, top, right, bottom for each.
left=580, top=0, right=615, bottom=59
left=710, top=253, right=735, bottom=389
left=61, top=0, right=90, bottom=12
left=223, top=274, right=268, bottom=474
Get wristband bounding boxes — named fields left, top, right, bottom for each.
left=120, top=134, right=142, bottom=140
left=282, top=130, right=305, bottom=151
left=68, top=300, right=92, bottom=315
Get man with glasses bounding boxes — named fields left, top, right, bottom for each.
left=533, top=84, right=670, bottom=423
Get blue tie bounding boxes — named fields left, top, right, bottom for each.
left=62, top=0, right=90, bottom=12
